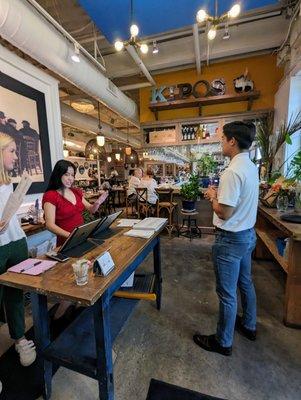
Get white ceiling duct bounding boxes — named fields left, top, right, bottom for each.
left=0, top=0, right=139, bottom=126
left=60, top=103, right=142, bottom=148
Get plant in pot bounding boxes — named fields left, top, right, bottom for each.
left=287, top=150, right=301, bottom=213
left=180, top=174, right=200, bottom=211
left=197, top=154, right=218, bottom=188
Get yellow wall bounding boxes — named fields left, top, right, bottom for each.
left=140, top=54, right=283, bottom=123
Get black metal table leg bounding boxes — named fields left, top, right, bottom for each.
left=93, top=292, right=114, bottom=400
left=31, top=293, right=52, bottom=400
left=153, top=237, right=162, bottom=310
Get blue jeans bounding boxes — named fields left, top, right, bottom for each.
left=212, top=228, right=257, bottom=347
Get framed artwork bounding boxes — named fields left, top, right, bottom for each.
left=146, top=163, right=164, bottom=176
left=0, top=71, right=52, bottom=194
left=165, top=163, right=174, bottom=176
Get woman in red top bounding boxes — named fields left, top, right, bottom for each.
left=42, top=159, right=108, bottom=246
left=42, top=160, right=108, bottom=320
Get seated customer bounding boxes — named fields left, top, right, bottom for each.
left=42, top=160, right=108, bottom=319
left=99, top=174, right=111, bottom=191
left=141, top=169, right=158, bottom=205
left=127, top=168, right=142, bottom=201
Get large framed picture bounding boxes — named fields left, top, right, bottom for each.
left=0, top=71, right=52, bottom=194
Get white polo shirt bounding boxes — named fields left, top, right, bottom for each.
left=213, top=152, right=259, bottom=232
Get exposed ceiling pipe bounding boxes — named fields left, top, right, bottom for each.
left=60, top=103, right=142, bottom=148
left=192, top=24, right=201, bottom=74
left=126, top=45, right=156, bottom=86
left=119, top=82, right=152, bottom=91
left=0, top=0, right=139, bottom=127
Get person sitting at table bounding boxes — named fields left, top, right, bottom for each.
left=42, top=159, right=108, bottom=319
left=141, top=168, right=158, bottom=205
left=0, top=133, right=36, bottom=369
left=99, top=174, right=111, bottom=191
left=127, top=167, right=142, bottom=201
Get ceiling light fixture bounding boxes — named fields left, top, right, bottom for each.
left=71, top=42, right=80, bottom=63
left=115, top=153, right=121, bottom=161
left=107, top=156, right=112, bottom=162
left=96, top=102, right=105, bottom=147
left=114, top=0, right=149, bottom=55
left=152, top=40, right=159, bottom=54
left=196, top=1, right=241, bottom=41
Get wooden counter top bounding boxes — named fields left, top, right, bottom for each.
left=258, top=205, right=301, bottom=241
left=22, top=222, right=45, bottom=236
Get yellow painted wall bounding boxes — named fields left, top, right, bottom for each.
left=140, top=54, right=283, bottom=123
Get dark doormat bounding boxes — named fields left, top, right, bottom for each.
left=0, top=298, right=138, bottom=400
left=146, top=379, right=227, bottom=400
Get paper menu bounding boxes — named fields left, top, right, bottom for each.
left=117, top=219, right=141, bottom=227
left=8, top=258, right=57, bottom=275
left=124, top=229, right=154, bottom=239
left=132, top=217, right=167, bottom=231
left=1, top=174, right=32, bottom=222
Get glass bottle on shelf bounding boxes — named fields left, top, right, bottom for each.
left=182, top=127, right=187, bottom=141
left=187, top=127, right=191, bottom=140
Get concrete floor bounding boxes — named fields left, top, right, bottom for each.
left=1, top=235, right=301, bottom=399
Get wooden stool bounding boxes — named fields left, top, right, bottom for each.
left=178, top=210, right=202, bottom=241
left=155, top=188, right=178, bottom=238
left=135, top=187, right=153, bottom=218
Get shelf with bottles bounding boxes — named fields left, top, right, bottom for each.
left=181, top=122, right=221, bottom=144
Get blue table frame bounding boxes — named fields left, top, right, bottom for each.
left=30, top=235, right=161, bottom=400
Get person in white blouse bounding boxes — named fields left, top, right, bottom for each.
left=141, top=168, right=158, bottom=205
left=127, top=168, right=143, bottom=199
left=0, top=133, right=36, bottom=373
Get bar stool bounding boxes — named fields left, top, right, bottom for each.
left=155, top=188, right=178, bottom=237
left=178, top=210, right=202, bottom=241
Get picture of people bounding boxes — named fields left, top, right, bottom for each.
left=0, top=86, right=43, bottom=183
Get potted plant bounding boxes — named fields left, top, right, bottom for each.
left=197, top=154, right=218, bottom=188
left=180, top=174, right=200, bottom=211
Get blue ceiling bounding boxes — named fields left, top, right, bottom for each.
left=78, top=0, right=280, bottom=43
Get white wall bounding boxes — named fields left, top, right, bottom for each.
left=0, top=44, right=63, bottom=211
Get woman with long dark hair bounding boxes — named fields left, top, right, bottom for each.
left=42, top=159, right=108, bottom=320
left=42, top=159, right=107, bottom=246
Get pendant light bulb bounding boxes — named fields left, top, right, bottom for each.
left=114, top=40, right=124, bottom=51
left=107, top=156, right=112, bottom=162
left=196, top=9, right=207, bottom=23
left=130, top=24, right=139, bottom=37
left=140, top=43, right=149, bottom=54
left=115, top=153, right=121, bottom=161
left=96, top=135, right=105, bottom=147
left=207, top=26, right=217, bottom=40
left=152, top=40, right=159, bottom=54
left=228, top=4, right=241, bottom=18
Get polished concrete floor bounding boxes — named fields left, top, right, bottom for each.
left=1, top=235, right=301, bottom=400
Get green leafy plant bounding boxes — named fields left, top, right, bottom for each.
left=197, top=154, right=217, bottom=176
left=180, top=174, right=200, bottom=200
left=287, top=151, right=301, bottom=181
left=256, top=111, right=301, bottom=179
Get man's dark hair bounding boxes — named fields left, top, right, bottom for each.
left=223, top=121, right=256, bottom=150
left=46, top=159, right=77, bottom=191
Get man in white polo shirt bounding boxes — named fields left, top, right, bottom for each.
left=193, top=121, right=259, bottom=356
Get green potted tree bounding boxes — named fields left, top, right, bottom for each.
left=197, top=154, right=218, bottom=188
left=180, top=174, right=200, bottom=211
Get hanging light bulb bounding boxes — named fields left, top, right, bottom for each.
left=107, top=156, right=112, bottom=162
left=223, top=24, right=230, bottom=40
left=196, top=9, right=207, bottom=23
left=63, top=143, right=69, bottom=158
left=228, top=4, right=241, bottom=18
left=130, top=24, right=139, bottom=37
left=96, top=135, right=105, bottom=146
left=152, top=40, right=159, bottom=54
left=140, top=43, right=149, bottom=54
left=71, top=43, right=80, bottom=63
left=125, top=146, right=132, bottom=156
left=115, top=153, right=121, bottom=161
left=114, top=40, right=124, bottom=51
left=208, top=26, right=217, bottom=40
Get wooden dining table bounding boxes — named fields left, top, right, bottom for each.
left=0, top=224, right=164, bottom=399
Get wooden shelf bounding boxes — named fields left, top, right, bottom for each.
left=256, top=228, right=288, bottom=273
left=149, top=91, right=260, bottom=120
